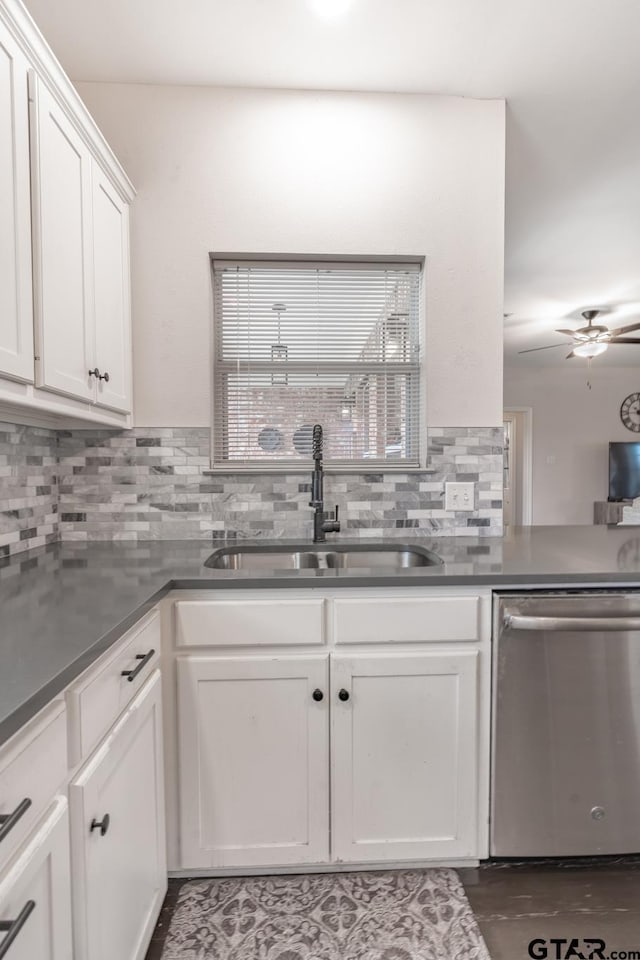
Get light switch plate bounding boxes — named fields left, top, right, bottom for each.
left=445, top=481, right=475, bottom=512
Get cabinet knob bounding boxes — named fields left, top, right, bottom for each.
left=88, top=368, right=110, bottom=383
left=312, top=688, right=324, bottom=702
left=338, top=688, right=350, bottom=702
left=90, top=814, right=110, bottom=837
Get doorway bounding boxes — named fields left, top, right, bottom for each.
left=503, top=408, right=533, bottom=527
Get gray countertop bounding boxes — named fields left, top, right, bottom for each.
left=3, top=525, right=640, bottom=747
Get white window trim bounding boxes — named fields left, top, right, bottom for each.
left=208, top=253, right=427, bottom=474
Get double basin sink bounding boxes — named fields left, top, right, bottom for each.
left=205, top=542, right=443, bottom=572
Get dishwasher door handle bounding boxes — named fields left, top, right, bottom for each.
left=504, top=614, right=640, bottom=632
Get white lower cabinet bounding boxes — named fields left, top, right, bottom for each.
left=0, top=796, right=72, bottom=960
left=69, top=671, right=166, bottom=960
left=176, top=642, right=483, bottom=870
left=331, top=651, right=479, bottom=862
left=178, top=655, right=330, bottom=868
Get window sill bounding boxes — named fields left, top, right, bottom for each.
left=203, top=465, right=436, bottom=476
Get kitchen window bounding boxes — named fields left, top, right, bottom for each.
left=211, top=256, right=423, bottom=470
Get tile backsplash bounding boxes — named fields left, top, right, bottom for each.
left=0, top=423, right=59, bottom=559
left=0, top=424, right=503, bottom=557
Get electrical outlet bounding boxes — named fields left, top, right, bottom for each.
left=444, top=481, right=475, bottom=512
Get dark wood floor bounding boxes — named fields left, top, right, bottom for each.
left=144, top=880, right=185, bottom=960
left=145, top=863, right=640, bottom=960
left=460, top=861, right=640, bottom=960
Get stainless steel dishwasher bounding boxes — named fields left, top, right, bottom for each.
left=492, top=591, right=640, bottom=857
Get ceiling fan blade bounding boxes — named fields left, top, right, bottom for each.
left=555, top=328, right=579, bottom=336
left=518, top=343, right=568, bottom=354
left=609, top=337, right=640, bottom=344
left=566, top=351, right=576, bottom=359
left=610, top=321, right=640, bottom=336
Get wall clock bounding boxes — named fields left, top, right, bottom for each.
left=620, top=393, right=640, bottom=432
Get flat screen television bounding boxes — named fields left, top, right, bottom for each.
left=609, top=442, right=640, bottom=501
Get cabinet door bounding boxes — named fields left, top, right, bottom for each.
left=331, top=651, right=479, bottom=862
left=91, top=162, right=132, bottom=413
left=0, top=26, right=33, bottom=382
left=0, top=797, right=72, bottom=960
left=178, top=655, right=329, bottom=868
left=30, top=74, right=94, bottom=403
left=70, top=671, right=166, bottom=960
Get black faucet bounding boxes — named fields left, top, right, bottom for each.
left=309, top=424, right=340, bottom=543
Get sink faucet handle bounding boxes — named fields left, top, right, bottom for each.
left=324, top=504, right=340, bottom=534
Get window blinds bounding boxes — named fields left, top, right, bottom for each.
left=212, top=259, right=422, bottom=468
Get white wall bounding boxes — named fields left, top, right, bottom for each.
left=504, top=365, right=640, bottom=524
left=77, top=83, right=505, bottom=428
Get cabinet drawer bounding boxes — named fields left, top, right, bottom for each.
left=0, top=702, right=67, bottom=874
left=333, top=595, right=480, bottom=644
left=175, top=599, right=325, bottom=647
left=66, top=609, right=160, bottom=766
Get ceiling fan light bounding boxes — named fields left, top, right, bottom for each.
left=573, top=341, right=608, bottom=358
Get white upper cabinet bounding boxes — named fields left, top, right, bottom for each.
left=30, top=75, right=133, bottom=412
left=0, top=1, right=134, bottom=424
left=30, top=74, right=94, bottom=403
left=91, top=164, right=132, bottom=412
left=0, top=26, right=34, bottom=383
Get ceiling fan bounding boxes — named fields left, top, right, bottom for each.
left=518, top=309, right=640, bottom=359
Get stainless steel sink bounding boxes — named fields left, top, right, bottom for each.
left=205, top=543, right=443, bottom=571
left=324, top=546, right=441, bottom=569
left=206, top=547, right=322, bottom=570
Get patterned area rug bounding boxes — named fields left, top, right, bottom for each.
left=161, top=868, right=491, bottom=959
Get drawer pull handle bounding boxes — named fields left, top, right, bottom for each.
left=121, top=649, right=155, bottom=682
left=338, top=688, right=350, bottom=702
left=0, top=900, right=35, bottom=957
left=0, top=798, right=31, bottom=844
left=312, top=688, right=324, bottom=702
left=90, top=814, right=110, bottom=837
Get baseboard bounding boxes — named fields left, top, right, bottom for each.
left=168, top=858, right=481, bottom=878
